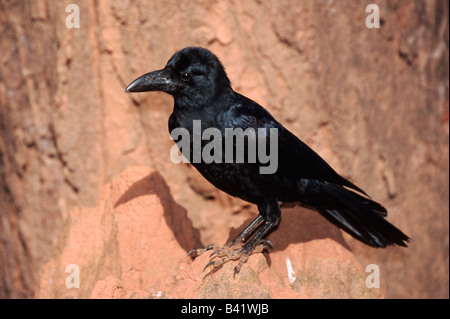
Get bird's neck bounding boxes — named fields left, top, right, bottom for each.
left=171, top=87, right=236, bottom=125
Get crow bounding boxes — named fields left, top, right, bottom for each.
left=126, top=47, right=409, bottom=274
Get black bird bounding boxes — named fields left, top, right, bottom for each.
left=126, top=47, right=409, bottom=274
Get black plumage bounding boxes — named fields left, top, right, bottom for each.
left=126, top=47, right=409, bottom=274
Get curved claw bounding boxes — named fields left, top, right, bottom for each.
left=187, top=249, right=197, bottom=257
left=209, top=250, right=221, bottom=258
left=233, top=255, right=249, bottom=276
left=203, top=260, right=215, bottom=272
left=187, top=244, right=216, bottom=258
left=259, top=238, right=273, bottom=248
left=194, top=239, right=275, bottom=274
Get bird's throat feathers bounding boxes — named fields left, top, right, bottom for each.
left=172, top=85, right=235, bottom=121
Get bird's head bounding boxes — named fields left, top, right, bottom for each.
left=125, top=47, right=232, bottom=105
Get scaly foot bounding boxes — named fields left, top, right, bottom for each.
left=188, top=239, right=272, bottom=275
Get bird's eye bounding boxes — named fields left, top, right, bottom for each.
left=181, top=72, right=191, bottom=81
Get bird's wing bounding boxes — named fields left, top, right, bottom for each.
left=276, top=128, right=368, bottom=195
left=229, top=93, right=368, bottom=196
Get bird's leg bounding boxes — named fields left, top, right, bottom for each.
left=188, top=200, right=280, bottom=274
left=187, top=214, right=265, bottom=258
left=205, top=220, right=278, bottom=275
left=206, top=214, right=267, bottom=259
left=224, top=214, right=266, bottom=248
left=203, top=200, right=281, bottom=274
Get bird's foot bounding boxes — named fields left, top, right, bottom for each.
left=188, top=239, right=272, bottom=275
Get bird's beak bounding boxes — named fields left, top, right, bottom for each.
left=125, top=68, right=179, bottom=93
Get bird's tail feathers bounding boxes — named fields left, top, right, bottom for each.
left=318, top=183, right=409, bottom=248
left=344, top=187, right=388, bottom=217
